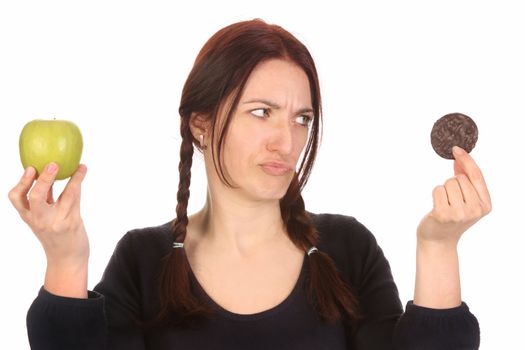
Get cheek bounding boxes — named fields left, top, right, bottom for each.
left=293, top=129, right=310, bottom=154
left=223, top=129, right=261, bottom=171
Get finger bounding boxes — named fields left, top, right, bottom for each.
left=452, top=146, right=492, bottom=210
left=46, top=185, right=54, bottom=205
left=28, top=163, right=59, bottom=216
left=57, top=164, right=88, bottom=217
left=444, top=177, right=464, bottom=206
left=455, top=174, right=479, bottom=205
left=8, top=167, right=37, bottom=215
left=432, top=185, right=449, bottom=211
left=453, top=159, right=463, bottom=176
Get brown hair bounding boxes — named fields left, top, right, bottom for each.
left=157, top=18, right=359, bottom=328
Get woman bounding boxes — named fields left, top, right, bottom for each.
left=9, top=19, right=491, bottom=349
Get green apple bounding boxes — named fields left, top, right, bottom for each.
left=19, top=119, right=83, bottom=180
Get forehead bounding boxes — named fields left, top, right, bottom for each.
left=241, top=59, right=312, bottom=105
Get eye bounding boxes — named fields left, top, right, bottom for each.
left=295, top=115, right=313, bottom=127
left=250, top=108, right=270, bottom=118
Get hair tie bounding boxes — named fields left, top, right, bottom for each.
left=307, top=246, right=318, bottom=256
left=173, top=242, right=184, bottom=249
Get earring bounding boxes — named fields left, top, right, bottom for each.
left=199, top=134, right=207, bottom=150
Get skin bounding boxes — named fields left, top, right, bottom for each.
left=186, top=59, right=314, bottom=259
left=8, top=58, right=491, bottom=312
left=9, top=163, right=89, bottom=298
left=414, top=145, right=492, bottom=308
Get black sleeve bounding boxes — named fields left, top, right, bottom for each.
left=27, top=288, right=107, bottom=350
left=340, top=217, right=480, bottom=349
left=394, top=301, right=480, bottom=349
left=26, top=232, right=147, bottom=350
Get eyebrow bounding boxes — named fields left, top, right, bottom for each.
left=242, top=98, right=314, bottom=115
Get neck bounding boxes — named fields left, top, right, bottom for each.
left=188, top=191, right=288, bottom=258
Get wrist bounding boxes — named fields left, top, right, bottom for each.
left=44, top=259, right=89, bottom=298
left=416, top=236, right=458, bottom=253
left=414, top=239, right=461, bottom=308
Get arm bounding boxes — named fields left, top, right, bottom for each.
left=27, top=288, right=106, bottom=350
left=26, top=232, right=148, bottom=350
left=8, top=163, right=90, bottom=298
left=392, top=146, right=490, bottom=349
left=414, top=146, right=492, bottom=308
left=9, top=164, right=146, bottom=349
left=330, top=214, right=482, bottom=349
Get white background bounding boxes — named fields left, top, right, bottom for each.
left=1, top=1, right=523, bottom=348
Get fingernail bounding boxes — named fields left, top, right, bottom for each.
left=452, top=146, right=465, bottom=156
left=46, top=163, right=58, bottom=174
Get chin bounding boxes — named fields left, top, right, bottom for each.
left=252, top=180, right=293, bottom=201
left=234, top=171, right=294, bottom=202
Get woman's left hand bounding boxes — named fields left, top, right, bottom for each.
left=417, top=146, right=492, bottom=246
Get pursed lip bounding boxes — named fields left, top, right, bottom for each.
left=261, top=162, right=292, bottom=170
left=259, top=161, right=293, bottom=175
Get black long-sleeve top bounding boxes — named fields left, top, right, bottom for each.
left=26, top=213, right=480, bottom=349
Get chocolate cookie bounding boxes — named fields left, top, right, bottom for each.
left=431, top=113, right=478, bottom=159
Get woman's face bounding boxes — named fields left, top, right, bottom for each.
left=213, top=58, right=314, bottom=202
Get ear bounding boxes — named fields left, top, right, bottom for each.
left=189, top=113, right=209, bottom=139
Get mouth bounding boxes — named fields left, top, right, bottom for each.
left=259, top=162, right=293, bottom=176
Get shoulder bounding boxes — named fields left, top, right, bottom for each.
left=97, top=220, right=174, bottom=292
left=308, top=212, right=379, bottom=252
left=307, top=212, right=383, bottom=282
left=94, top=221, right=175, bottom=325
left=113, top=220, right=174, bottom=262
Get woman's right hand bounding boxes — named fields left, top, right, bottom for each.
left=8, top=162, right=89, bottom=298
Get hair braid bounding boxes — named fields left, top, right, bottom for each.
left=157, top=116, right=214, bottom=326
left=281, top=175, right=360, bottom=326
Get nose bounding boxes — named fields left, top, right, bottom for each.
left=267, top=118, right=293, bottom=155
